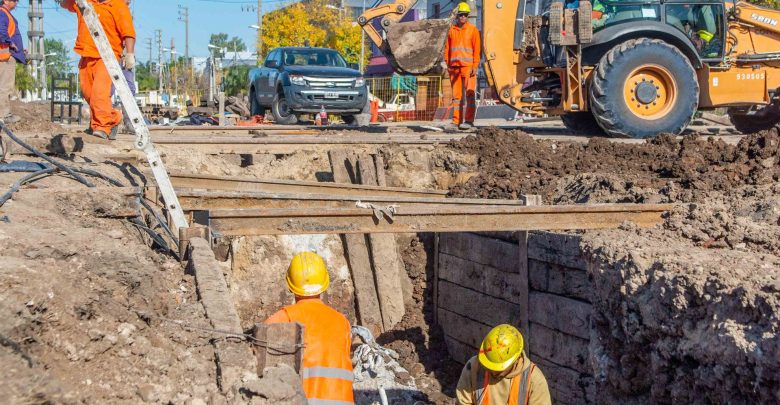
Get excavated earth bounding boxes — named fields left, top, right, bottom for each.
left=449, top=127, right=780, bottom=403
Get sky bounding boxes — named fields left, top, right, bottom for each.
left=12, top=0, right=296, bottom=67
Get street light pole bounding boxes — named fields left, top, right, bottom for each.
left=360, top=0, right=366, bottom=72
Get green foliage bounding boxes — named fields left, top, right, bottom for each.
left=14, top=63, right=37, bottom=93
left=223, top=65, right=251, bottom=97
left=135, top=61, right=159, bottom=92
left=44, top=38, right=76, bottom=93
left=209, top=33, right=247, bottom=58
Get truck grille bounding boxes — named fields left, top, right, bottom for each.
left=304, top=76, right=355, bottom=88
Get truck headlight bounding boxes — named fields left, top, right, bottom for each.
left=290, top=75, right=306, bottom=86
left=354, top=77, right=365, bottom=87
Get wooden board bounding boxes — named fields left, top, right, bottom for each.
left=443, top=333, right=478, bottom=365
left=437, top=252, right=523, bottom=304
left=439, top=232, right=520, bottom=271
left=437, top=280, right=521, bottom=327
left=532, top=357, right=595, bottom=405
left=529, top=322, right=590, bottom=373
left=528, top=231, right=587, bottom=271
left=254, top=322, right=304, bottom=376
left=529, top=259, right=591, bottom=302
left=528, top=291, right=591, bottom=340
left=438, top=307, right=493, bottom=350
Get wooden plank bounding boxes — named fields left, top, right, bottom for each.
left=357, top=155, right=378, bottom=186
left=529, top=260, right=591, bottom=302
left=529, top=322, right=590, bottom=373
left=532, top=357, right=595, bottom=405
left=439, top=233, right=520, bottom=271
left=528, top=292, right=591, bottom=340
left=438, top=307, right=493, bottom=350
left=254, top=323, right=304, bottom=376
left=438, top=280, right=521, bottom=327
left=518, top=196, right=538, bottom=351
left=433, top=233, right=440, bottom=325
left=443, top=334, right=478, bottom=365
left=168, top=171, right=447, bottom=198
left=374, top=154, right=387, bottom=187
left=437, top=252, right=523, bottom=304
left=528, top=231, right=587, bottom=270
left=329, top=151, right=384, bottom=335
left=207, top=204, right=673, bottom=236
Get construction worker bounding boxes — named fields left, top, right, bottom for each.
left=444, top=2, right=481, bottom=130
left=60, top=0, right=136, bottom=140
left=456, top=324, right=551, bottom=405
left=0, top=0, right=24, bottom=124
left=265, top=252, right=354, bottom=404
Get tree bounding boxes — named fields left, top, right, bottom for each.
left=223, top=65, right=251, bottom=97
left=209, top=33, right=247, bottom=58
left=261, top=3, right=326, bottom=50
left=44, top=38, right=76, bottom=93
left=15, top=63, right=37, bottom=94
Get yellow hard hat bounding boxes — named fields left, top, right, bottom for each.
left=697, top=30, right=714, bottom=43
left=457, top=2, right=471, bottom=14
left=286, top=252, right=330, bottom=297
left=478, top=324, right=524, bottom=372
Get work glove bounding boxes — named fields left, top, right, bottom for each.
left=122, top=53, right=136, bottom=71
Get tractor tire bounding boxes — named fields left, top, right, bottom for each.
left=249, top=87, right=265, bottom=117
left=272, top=93, right=298, bottom=125
left=589, top=38, right=699, bottom=138
left=560, top=112, right=605, bottom=135
left=727, top=105, right=780, bottom=134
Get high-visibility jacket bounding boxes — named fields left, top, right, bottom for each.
left=456, top=355, right=551, bottom=405
left=444, top=21, right=481, bottom=69
left=61, top=0, right=135, bottom=59
left=0, top=7, right=16, bottom=62
left=265, top=298, right=354, bottom=405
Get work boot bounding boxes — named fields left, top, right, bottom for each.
left=84, top=127, right=93, bottom=135
left=108, top=126, right=118, bottom=140
left=1, top=114, right=21, bottom=124
left=91, top=130, right=109, bottom=140
left=458, top=122, right=472, bottom=130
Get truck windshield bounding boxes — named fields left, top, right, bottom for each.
left=282, top=50, right=348, bottom=67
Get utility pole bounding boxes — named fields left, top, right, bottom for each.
left=27, top=0, right=45, bottom=99
left=145, top=38, right=153, bottom=65
left=257, top=0, right=263, bottom=61
left=155, top=29, right=163, bottom=97
left=177, top=5, right=189, bottom=60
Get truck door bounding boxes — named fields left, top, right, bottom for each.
left=260, top=50, right=280, bottom=104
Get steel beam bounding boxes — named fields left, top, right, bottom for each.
left=203, top=203, right=673, bottom=236
left=167, top=172, right=448, bottom=198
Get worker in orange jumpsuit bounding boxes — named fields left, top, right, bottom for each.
left=61, top=0, right=136, bottom=140
left=265, top=252, right=354, bottom=404
left=444, top=2, right=481, bottom=130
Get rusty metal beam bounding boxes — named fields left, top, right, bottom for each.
left=167, top=172, right=448, bottom=198
left=173, top=189, right=529, bottom=211
left=203, top=203, right=673, bottom=236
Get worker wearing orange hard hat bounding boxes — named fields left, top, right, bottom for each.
left=60, top=0, right=135, bottom=140
left=265, top=252, right=355, bottom=404
left=444, top=2, right=481, bottom=130
left=456, top=324, right=551, bottom=405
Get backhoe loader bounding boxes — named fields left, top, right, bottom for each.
left=358, top=0, right=780, bottom=137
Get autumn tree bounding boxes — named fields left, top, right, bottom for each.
left=259, top=0, right=368, bottom=68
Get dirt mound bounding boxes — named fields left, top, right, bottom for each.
left=449, top=127, right=780, bottom=254
left=582, top=225, right=780, bottom=404
left=6, top=100, right=64, bottom=134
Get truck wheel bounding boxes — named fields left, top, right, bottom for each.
left=341, top=115, right=356, bottom=125
left=272, top=93, right=298, bottom=125
left=727, top=105, right=780, bottom=134
left=560, top=112, right=604, bottom=135
left=250, top=87, right=265, bottom=116
left=590, top=38, right=698, bottom=138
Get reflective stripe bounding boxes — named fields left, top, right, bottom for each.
left=450, top=57, right=474, bottom=62
left=301, top=366, right=354, bottom=381
left=516, top=364, right=535, bottom=405
left=307, top=399, right=354, bottom=405
left=450, top=46, right=473, bottom=53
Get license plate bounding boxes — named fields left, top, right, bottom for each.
left=324, top=92, right=338, bottom=99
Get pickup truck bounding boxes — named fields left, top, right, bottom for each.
left=248, top=47, right=368, bottom=124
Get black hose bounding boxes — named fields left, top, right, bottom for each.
left=0, top=168, right=59, bottom=206
left=138, top=197, right=179, bottom=249
left=0, top=122, right=94, bottom=187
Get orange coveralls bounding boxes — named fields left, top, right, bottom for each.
left=266, top=298, right=355, bottom=404
left=444, top=21, right=481, bottom=125
left=62, top=0, right=135, bottom=134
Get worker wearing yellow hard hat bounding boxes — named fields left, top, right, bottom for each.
left=445, top=1, right=481, bottom=130
left=265, top=252, right=355, bottom=404
left=456, top=324, right=551, bottom=405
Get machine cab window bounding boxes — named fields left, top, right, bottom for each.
left=665, top=3, right=725, bottom=58
left=590, top=0, right=662, bottom=30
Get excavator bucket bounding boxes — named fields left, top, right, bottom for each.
left=385, top=19, right=451, bottom=75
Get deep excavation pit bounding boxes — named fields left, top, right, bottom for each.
left=214, top=127, right=779, bottom=403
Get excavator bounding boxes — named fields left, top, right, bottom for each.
left=358, top=0, right=780, bottom=137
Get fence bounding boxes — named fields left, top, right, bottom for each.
left=365, top=75, right=444, bottom=122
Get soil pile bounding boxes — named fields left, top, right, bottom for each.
left=0, top=176, right=219, bottom=403
left=6, top=100, right=64, bottom=134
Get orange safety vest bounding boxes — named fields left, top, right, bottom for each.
left=473, top=361, right=537, bottom=405
left=0, top=7, right=16, bottom=62
left=281, top=299, right=355, bottom=405
left=445, top=22, right=480, bottom=67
